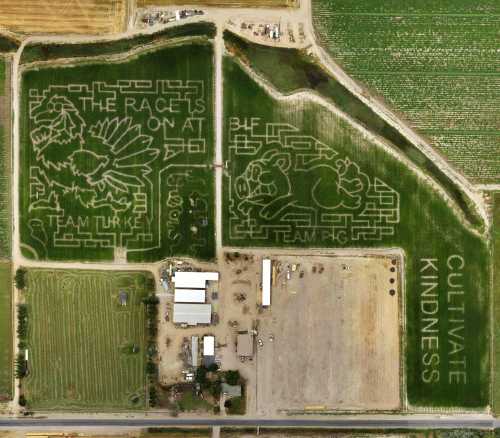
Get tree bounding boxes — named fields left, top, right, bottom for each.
left=224, top=370, right=240, bottom=386
left=15, top=268, right=27, bottom=290
left=18, top=395, right=27, bottom=407
left=207, top=362, right=219, bottom=372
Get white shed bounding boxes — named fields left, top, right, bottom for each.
left=203, top=336, right=215, bottom=356
left=174, top=289, right=206, bottom=303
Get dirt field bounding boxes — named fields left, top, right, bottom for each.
left=255, top=255, right=401, bottom=414
left=157, top=252, right=401, bottom=415
left=0, top=0, right=126, bottom=35
left=137, top=0, right=298, bottom=8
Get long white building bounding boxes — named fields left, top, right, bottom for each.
left=262, top=259, right=271, bottom=307
left=173, top=271, right=219, bottom=289
left=173, top=303, right=212, bottom=325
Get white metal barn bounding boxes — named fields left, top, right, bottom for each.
left=172, top=271, right=219, bottom=289
left=173, top=303, right=212, bottom=325
left=174, top=289, right=206, bottom=303
left=262, top=259, right=272, bottom=306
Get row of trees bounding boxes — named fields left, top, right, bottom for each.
left=143, top=292, right=159, bottom=407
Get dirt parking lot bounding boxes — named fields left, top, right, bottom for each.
left=255, top=255, right=402, bottom=414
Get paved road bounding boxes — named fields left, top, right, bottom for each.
left=0, top=416, right=497, bottom=430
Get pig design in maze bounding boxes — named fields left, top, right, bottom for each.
left=235, top=149, right=368, bottom=219
left=228, top=118, right=400, bottom=243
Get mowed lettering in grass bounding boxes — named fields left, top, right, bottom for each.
left=20, top=42, right=215, bottom=262
left=223, top=57, right=490, bottom=407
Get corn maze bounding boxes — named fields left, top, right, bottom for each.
left=20, top=42, right=215, bottom=262
left=227, top=117, right=399, bottom=245
left=24, top=269, right=150, bottom=409
left=312, top=0, right=500, bottom=183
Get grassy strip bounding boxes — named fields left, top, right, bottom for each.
left=0, top=58, right=11, bottom=259
left=220, top=429, right=493, bottom=437
left=20, top=22, right=216, bottom=64
left=223, top=30, right=483, bottom=231
left=0, top=262, right=12, bottom=400
left=223, top=57, right=490, bottom=407
left=145, top=428, right=211, bottom=437
left=0, top=34, right=20, bottom=52
left=492, top=192, right=500, bottom=414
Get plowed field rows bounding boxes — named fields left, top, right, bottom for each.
left=312, top=0, right=500, bottom=183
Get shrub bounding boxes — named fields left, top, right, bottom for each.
left=15, top=268, right=27, bottom=290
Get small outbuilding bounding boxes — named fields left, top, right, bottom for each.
left=119, top=290, right=128, bottom=306
left=237, top=332, right=254, bottom=357
left=221, top=383, right=242, bottom=399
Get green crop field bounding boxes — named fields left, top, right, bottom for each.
left=312, top=0, right=500, bottom=184
left=493, top=193, right=500, bottom=414
left=20, top=40, right=215, bottom=262
left=24, top=269, right=151, bottom=409
left=0, top=57, right=11, bottom=259
left=223, top=56, right=490, bottom=407
left=0, top=262, right=12, bottom=401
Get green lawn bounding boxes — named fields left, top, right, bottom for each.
left=20, top=39, right=215, bottom=262
left=492, top=193, right=500, bottom=414
left=312, top=0, right=500, bottom=183
left=223, top=56, right=490, bottom=408
left=0, top=262, right=12, bottom=400
left=24, top=269, right=151, bottom=409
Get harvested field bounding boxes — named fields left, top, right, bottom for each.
left=0, top=262, right=12, bottom=401
left=223, top=56, right=490, bottom=408
left=138, top=0, right=297, bottom=7
left=0, top=0, right=126, bottom=35
left=256, top=255, right=401, bottom=413
left=24, top=269, right=152, bottom=409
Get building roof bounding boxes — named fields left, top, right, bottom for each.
left=173, top=303, right=212, bottom=325
left=237, top=333, right=254, bottom=357
left=174, top=289, right=206, bottom=303
left=173, top=271, right=219, bottom=289
left=119, top=290, right=128, bottom=305
left=221, top=383, right=242, bottom=398
left=262, top=259, right=271, bottom=306
left=191, top=336, right=198, bottom=367
left=203, top=336, right=215, bottom=356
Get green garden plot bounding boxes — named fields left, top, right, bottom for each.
left=24, top=269, right=151, bottom=409
left=223, top=57, right=490, bottom=408
left=0, top=262, right=12, bottom=401
left=20, top=40, right=215, bottom=262
left=312, top=0, right=500, bottom=183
